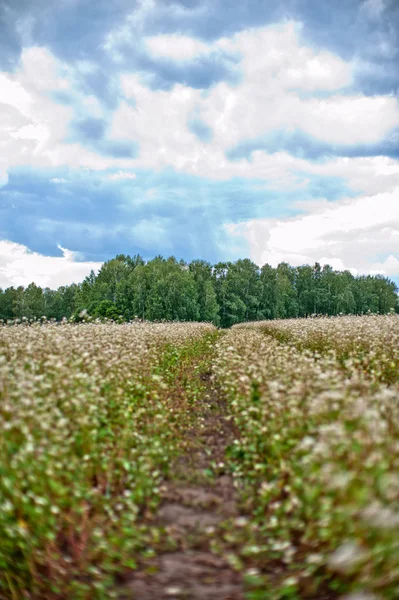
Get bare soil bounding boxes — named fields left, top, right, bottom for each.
left=118, top=372, right=245, bottom=600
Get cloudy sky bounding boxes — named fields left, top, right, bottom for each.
left=1, top=0, right=399, bottom=288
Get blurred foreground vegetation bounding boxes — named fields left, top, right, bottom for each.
left=0, top=321, right=216, bottom=598
left=215, top=315, right=399, bottom=599
left=1, top=315, right=399, bottom=598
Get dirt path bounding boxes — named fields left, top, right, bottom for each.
left=118, top=372, right=245, bottom=600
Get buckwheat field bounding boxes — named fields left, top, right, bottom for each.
left=1, top=315, right=398, bottom=599
left=0, top=321, right=216, bottom=598
left=214, top=315, right=399, bottom=599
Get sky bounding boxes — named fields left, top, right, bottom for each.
left=0, top=0, right=399, bottom=289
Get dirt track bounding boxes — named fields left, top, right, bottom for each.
left=119, top=372, right=245, bottom=600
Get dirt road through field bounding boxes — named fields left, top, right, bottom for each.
left=119, top=370, right=245, bottom=600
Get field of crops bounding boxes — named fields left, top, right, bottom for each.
left=214, top=315, right=399, bottom=599
left=0, top=321, right=216, bottom=598
left=0, top=315, right=398, bottom=599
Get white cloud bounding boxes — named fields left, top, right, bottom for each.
left=303, top=155, right=399, bottom=195
left=298, top=95, right=399, bottom=145
left=105, top=22, right=399, bottom=186
left=0, top=241, right=102, bottom=289
left=103, top=0, right=156, bottom=62
left=0, top=169, right=9, bottom=188
left=0, top=47, right=129, bottom=176
left=104, top=0, right=207, bottom=61
left=1, top=24, right=399, bottom=193
left=145, top=34, right=209, bottom=60
left=0, top=49, right=73, bottom=173
left=369, top=254, right=399, bottom=276
left=108, top=170, right=137, bottom=180
left=109, top=72, right=399, bottom=192
left=228, top=186, right=399, bottom=276
left=112, top=76, right=203, bottom=170
left=20, top=46, right=70, bottom=93
left=216, top=23, right=352, bottom=92
left=50, top=177, right=68, bottom=183
left=201, top=87, right=399, bottom=150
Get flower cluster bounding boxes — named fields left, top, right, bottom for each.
left=257, top=314, right=399, bottom=384
left=0, top=321, right=215, bottom=598
left=213, top=316, right=399, bottom=598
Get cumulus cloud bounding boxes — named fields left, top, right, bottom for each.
left=196, top=24, right=398, bottom=149
left=0, top=47, right=138, bottom=176
left=0, top=50, right=73, bottom=174
left=0, top=241, right=102, bottom=289
left=145, top=34, right=209, bottom=60
left=110, top=73, right=399, bottom=193
left=228, top=186, right=399, bottom=276
left=297, top=95, right=399, bottom=146
left=111, top=76, right=202, bottom=170
left=104, top=22, right=399, bottom=187
left=370, top=255, right=399, bottom=276
left=2, top=23, right=399, bottom=193
left=303, top=155, right=399, bottom=195
left=216, top=23, right=352, bottom=92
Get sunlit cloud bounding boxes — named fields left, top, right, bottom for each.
left=0, top=241, right=102, bottom=289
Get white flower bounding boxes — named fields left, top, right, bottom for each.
left=306, top=553, right=324, bottom=565
left=328, top=541, right=367, bottom=573
left=235, top=517, right=248, bottom=527
left=361, top=502, right=399, bottom=529
left=339, top=593, right=380, bottom=600
left=298, top=435, right=315, bottom=450
left=166, top=587, right=182, bottom=596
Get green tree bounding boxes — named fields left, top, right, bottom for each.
left=275, top=263, right=298, bottom=318
left=259, top=264, right=277, bottom=319
left=0, top=287, right=19, bottom=320
left=296, top=265, right=314, bottom=317
left=2, top=253, right=397, bottom=325
left=189, top=260, right=219, bottom=324
left=13, top=283, right=45, bottom=320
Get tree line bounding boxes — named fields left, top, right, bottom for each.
left=0, top=254, right=397, bottom=327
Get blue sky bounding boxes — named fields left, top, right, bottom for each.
left=0, top=0, right=399, bottom=288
